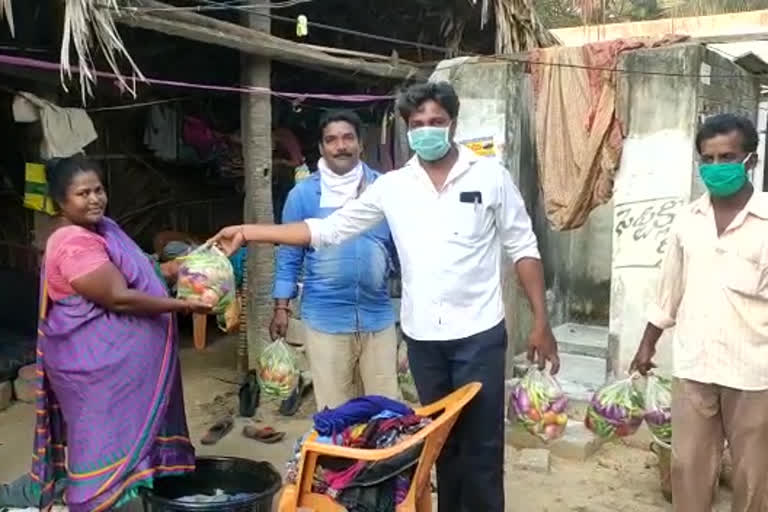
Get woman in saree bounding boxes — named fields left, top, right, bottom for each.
left=0, top=156, right=209, bottom=511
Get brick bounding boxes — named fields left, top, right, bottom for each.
left=506, top=421, right=603, bottom=461
left=514, top=448, right=551, bottom=474
left=0, top=381, right=12, bottom=412
left=14, top=377, right=36, bottom=403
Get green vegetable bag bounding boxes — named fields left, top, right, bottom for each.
left=397, top=339, right=419, bottom=403
left=258, top=338, right=300, bottom=400
left=644, top=374, right=672, bottom=447
left=585, top=376, right=645, bottom=440
left=176, top=245, right=236, bottom=315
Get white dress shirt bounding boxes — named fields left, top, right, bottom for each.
left=305, top=145, right=541, bottom=341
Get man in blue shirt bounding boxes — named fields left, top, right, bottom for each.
left=270, top=110, right=399, bottom=410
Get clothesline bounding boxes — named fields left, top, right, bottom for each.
left=0, top=53, right=396, bottom=103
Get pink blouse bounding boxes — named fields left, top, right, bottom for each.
left=45, top=226, right=110, bottom=301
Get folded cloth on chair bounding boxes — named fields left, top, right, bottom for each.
left=313, top=396, right=412, bottom=437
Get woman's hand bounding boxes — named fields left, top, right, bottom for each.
left=209, top=225, right=246, bottom=256
left=178, top=299, right=213, bottom=315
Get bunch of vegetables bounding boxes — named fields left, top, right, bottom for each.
left=585, top=377, right=645, bottom=439
left=509, top=368, right=569, bottom=441
left=176, top=245, right=236, bottom=315
left=397, top=340, right=418, bottom=403
left=644, top=374, right=672, bottom=446
left=258, top=338, right=299, bottom=399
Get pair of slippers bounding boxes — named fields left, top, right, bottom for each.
left=200, top=419, right=286, bottom=446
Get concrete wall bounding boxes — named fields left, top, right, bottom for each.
left=609, top=44, right=761, bottom=376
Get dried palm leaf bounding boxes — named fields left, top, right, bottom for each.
left=61, top=0, right=145, bottom=103
left=0, top=0, right=14, bottom=37
left=492, top=0, right=559, bottom=53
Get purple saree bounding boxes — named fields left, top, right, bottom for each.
left=30, top=218, right=195, bottom=511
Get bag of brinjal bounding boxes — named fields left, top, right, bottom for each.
left=585, top=376, right=645, bottom=440
left=509, top=367, right=569, bottom=442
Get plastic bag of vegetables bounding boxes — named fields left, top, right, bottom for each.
left=644, top=374, right=672, bottom=446
left=397, top=339, right=419, bottom=403
left=509, top=367, right=569, bottom=441
left=585, top=376, right=645, bottom=439
left=176, top=245, right=236, bottom=315
left=258, top=338, right=299, bottom=399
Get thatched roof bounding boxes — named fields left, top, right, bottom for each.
left=0, top=0, right=556, bottom=101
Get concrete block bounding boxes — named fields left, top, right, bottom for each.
left=549, top=422, right=604, bottom=461
left=514, top=448, right=551, bottom=474
left=506, top=421, right=604, bottom=461
left=14, top=377, right=36, bottom=403
left=0, top=381, right=12, bottom=412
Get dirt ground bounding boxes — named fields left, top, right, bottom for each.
left=0, top=331, right=735, bottom=511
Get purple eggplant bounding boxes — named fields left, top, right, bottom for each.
left=550, top=396, right=568, bottom=414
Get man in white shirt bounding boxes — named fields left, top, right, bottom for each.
left=212, top=82, right=559, bottom=512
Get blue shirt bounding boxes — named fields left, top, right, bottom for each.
left=273, top=165, right=395, bottom=334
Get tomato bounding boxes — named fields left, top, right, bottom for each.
left=528, top=409, right=541, bottom=422
left=542, top=411, right=558, bottom=425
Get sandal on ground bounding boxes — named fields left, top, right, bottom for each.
left=242, top=425, right=286, bottom=444
left=200, top=417, right=234, bottom=445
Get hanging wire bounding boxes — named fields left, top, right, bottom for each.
left=122, top=0, right=453, bottom=54
left=122, top=0, right=312, bottom=11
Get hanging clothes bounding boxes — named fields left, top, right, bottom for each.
left=143, top=105, right=179, bottom=161
left=14, top=92, right=97, bottom=159
left=530, top=35, right=688, bottom=230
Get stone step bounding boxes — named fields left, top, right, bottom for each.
left=505, top=421, right=604, bottom=461
left=552, top=322, right=609, bottom=359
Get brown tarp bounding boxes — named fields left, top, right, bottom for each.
left=530, top=36, right=688, bottom=230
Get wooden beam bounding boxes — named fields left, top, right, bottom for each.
left=115, top=0, right=428, bottom=81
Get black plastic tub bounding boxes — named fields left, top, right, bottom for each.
left=141, top=457, right=281, bottom=512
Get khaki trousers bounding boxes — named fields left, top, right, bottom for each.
left=671, top=378, right=768, bottom=512
left=303, top=324, right=399, bottom=410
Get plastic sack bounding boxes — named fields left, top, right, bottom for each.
left=644, top=374, right=672, bottom=446
left=217, top=295, right=241, bottom=334
left=397, top=339, right=419, bottom=403
left=585, top=376, right=645, bottom=439
left=258, top=338, right=300, bottom=399
left=176, top=245, right=236, bottom=315
left=509, top=367, right=569, bottom=441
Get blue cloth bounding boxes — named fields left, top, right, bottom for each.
left=313, top=395, right=413, bottom=437
left=273, top=165, right=395, bottom=334
left=229, top=247, right=247, bottom=289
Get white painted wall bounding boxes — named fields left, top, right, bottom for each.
left=610, top=130, right=695, bottom=375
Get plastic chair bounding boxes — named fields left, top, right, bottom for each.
left=277, top=382, right=482, bottom=512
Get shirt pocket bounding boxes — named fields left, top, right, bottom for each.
left=720, top=249, right=762, bottom=296
left=450, top=202, right=482, bottom=239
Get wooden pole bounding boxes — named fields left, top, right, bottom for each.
left=240, top=0, right=273, bottom=373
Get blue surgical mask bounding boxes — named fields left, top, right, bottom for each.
left=407, top=126, right=452, bottom=162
